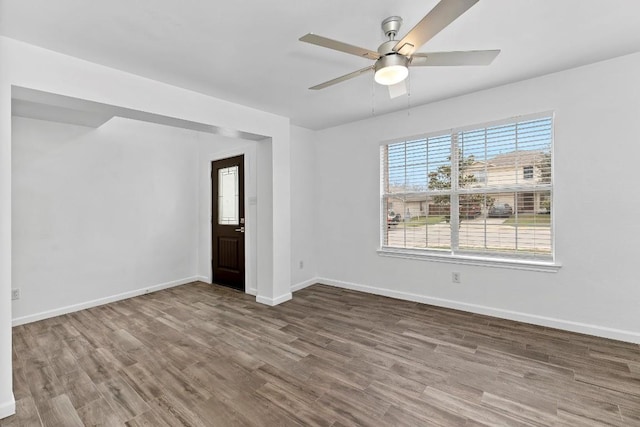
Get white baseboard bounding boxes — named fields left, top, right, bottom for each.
left=195, top=275, right=210, bottom=283
left=12, top=276, right=201, bottom=326
left=0, top=395, right=15, bottom=419
left=291, top=278, right=317, bottom=292
left=246, top=287, right=258, bottom=296
left=256, top=292, right=292, bottom=306
left=317, top=277, right=640, bottom=345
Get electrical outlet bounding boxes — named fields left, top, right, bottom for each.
left=11, top=289, right=20, bottom=300
left=452, top=272, right=461, bottom=284
left=299, top=260, right=304, bottom=269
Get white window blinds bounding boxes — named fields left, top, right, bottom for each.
left=381, top=113, right=553, bottom=261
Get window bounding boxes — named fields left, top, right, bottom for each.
left=218, top=166, right=240, bottom=225
left=381, top=113, right=553, bottom=263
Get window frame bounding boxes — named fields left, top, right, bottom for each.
left=379, top=112, right=560, bottom=272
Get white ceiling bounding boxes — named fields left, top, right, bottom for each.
left=1, top=0, right=639, bottom=130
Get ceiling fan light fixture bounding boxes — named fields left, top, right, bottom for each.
left=374, top=54, right=409, bottom=86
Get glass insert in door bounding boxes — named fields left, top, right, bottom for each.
left=218, top=166, right=239, bottom=225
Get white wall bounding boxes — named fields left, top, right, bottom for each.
left=11, top=116, right=202, bottom=322
left=290, top=125, right=317, bottom=288
left=256, top=139, right=275, bottom=302
left=314, top=52, right=640, bottom=343
left=0, top=36, right=292, bottom=418
left=12, top=115, right=282, bottom=319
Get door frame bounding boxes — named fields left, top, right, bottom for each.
left=205, top=146, right=257, bottom=295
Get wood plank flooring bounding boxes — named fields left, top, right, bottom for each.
left=3, top=282, right=640, bottom=426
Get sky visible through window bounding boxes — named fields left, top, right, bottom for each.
left=387, top=118, right=552, bottom=190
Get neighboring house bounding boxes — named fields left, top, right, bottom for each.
left=387, top=150, right=550, bottom=219
left=387, top=195, right=429, bottom=220
left=466, top=150, right=550, bottom=214
left=387, top=190, right=434, bottom=220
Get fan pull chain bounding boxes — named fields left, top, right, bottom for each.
left=406, top=74, right=411, bottom=119
left=371, top=75, right=376, bottom=117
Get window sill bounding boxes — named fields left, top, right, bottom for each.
left=377, top=247, right=561, bottom=272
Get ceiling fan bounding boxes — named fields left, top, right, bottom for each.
left=299, top=0, right=500, bottom=98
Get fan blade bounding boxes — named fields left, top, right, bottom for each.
left=410, top=50, right=500, bottom=66
left=299, top=33, right=380, bottom=60
left=309, top=65, right=375, bottom=90
left=393, top=0, right=479, bottom=56
left=388, top=81, right=407, bottom=99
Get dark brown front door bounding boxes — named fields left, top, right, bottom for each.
left=211, top=155, right=245, bottom=291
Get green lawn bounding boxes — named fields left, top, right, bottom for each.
left=503, top=214, right=551, bottom=227
left=401, top=216, right=446, bottom=227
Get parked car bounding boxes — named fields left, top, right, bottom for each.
left=488, top=203, right=513, bottom=218
left=387, top=211, right=401, bottom=227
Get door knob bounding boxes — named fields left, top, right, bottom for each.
left=235, top=227, right=245, bottom=233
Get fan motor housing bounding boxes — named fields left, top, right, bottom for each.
left=374, top=54, right=409, bottom=73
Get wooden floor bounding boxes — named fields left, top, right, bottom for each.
left=3, top=282, right=640, bottom=426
